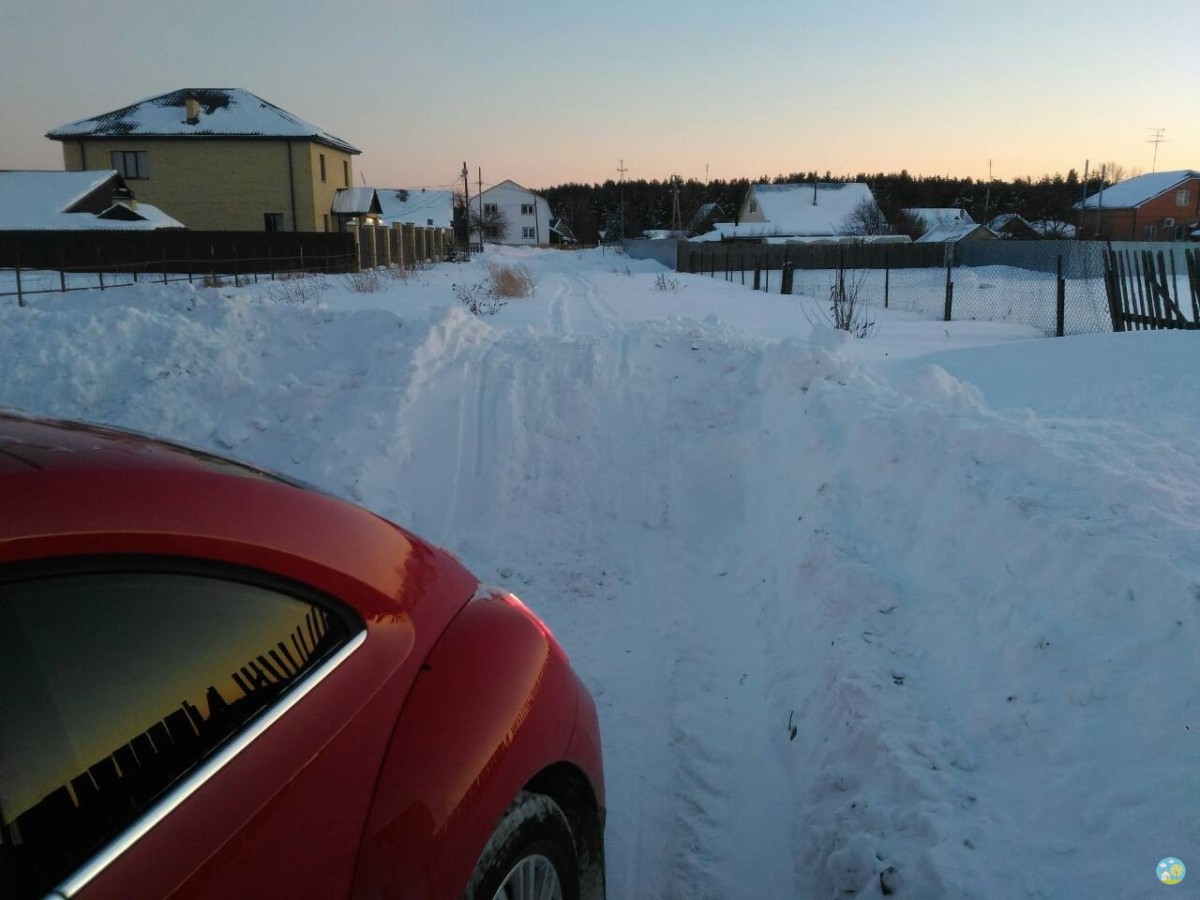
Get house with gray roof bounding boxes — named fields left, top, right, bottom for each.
left=47, top=89, right=361, bottom=232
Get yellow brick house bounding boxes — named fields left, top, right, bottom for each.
left=47, top=89, right=360, bottom=232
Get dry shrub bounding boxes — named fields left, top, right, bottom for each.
left=201, top=273, right=225, bottom=288
left=268, top=273, right=330, bottom=305
left=486, top=262, right=536, bottom=298
left=346, top=268, right=383, bottom=293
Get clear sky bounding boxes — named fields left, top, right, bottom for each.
left=2, top=0, right=1195, bottom=192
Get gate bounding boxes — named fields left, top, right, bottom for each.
left=1104, top=247, right=1200, bottom=331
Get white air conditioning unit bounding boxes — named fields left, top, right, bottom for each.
left=1164, top=217, right=1175, bottom=227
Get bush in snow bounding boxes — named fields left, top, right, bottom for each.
left=828, top=268, right=875, bottom=338
left=486, top=262, right=536, bottom=298
left=453, top=279, right=507, bottom=316
left=346, top=268, right=383, bottom=293
left=267, top=273, right=331, bottom=305
left=654, top=273, right=680, bottom=293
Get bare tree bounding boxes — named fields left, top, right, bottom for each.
left=840, top=198, right=892, bottom=236
left=470, top=204, right=509, bottom=241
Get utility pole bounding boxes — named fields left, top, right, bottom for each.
left=1147, top=128, right=1167, bottom=172
left=669, top=174, right=682, bottom=233
left=1078, top=159, right=1089, bottom=237
left=478, top=167, right=484, bottom=246
left=983, top=159, right=993, bottom=226
left=617, top=159, right=628, bottom=241
left=461, top=161, right=470, bottom=261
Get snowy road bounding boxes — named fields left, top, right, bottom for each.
left=4, top=248, right=1200, bottom=898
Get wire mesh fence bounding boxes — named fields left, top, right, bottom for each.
left=685, top=240, right=1121, bottom=336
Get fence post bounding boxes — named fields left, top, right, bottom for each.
left=97, top=248, right=105, bottom=291
left=1187, top=249, right=1200, bottom=324
left=943, top=253, right=953, bottom=322
left=59, top=248, right=66, bottom=294
left=884, top=245, right=890, bottom=309
left=232, top=245, right=240, bottom=287
left=781, top=260, right=793, bottom=295
left=162, top=245, right=169, bottom=285
left=753, top=265, right=760, bottom=291
left=1056, top=254, right=1065, bottom=337
left=15, top=251, right=24, bottom=307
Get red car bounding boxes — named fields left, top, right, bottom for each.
left=0, top=413, right=605, bottom=900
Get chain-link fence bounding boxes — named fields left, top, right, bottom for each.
left=682, top=240, right=1122, bottom=336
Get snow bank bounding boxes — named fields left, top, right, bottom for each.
left=3, top=247, right=1197, bottom=898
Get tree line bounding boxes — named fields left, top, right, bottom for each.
left=519, top=167, right=1128, bottom=244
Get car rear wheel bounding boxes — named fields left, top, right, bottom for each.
left=465, top=792, right=579, bottom=900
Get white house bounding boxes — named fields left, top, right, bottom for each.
left=469, top=180, right=552, bottom=245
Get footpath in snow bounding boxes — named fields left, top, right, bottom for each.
left=3, top=247, right=1199, bottom=899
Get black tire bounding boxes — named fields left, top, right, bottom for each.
left=464, top=791, right=580, bottom=900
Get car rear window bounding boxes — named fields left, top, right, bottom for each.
left=0, top=566, right=353, bottom=899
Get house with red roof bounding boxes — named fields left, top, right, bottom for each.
left=47, top=89, right=360, bottom=233
left=1074, top=170, right=1200, bottom=242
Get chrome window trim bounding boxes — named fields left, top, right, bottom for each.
left=51, top=628, right=367, bottom=898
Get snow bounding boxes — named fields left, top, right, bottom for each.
left=747, top=182, right=878, bottom=236
left=1076, top=170, right=1199, bottom=210
left=0, top=170, right=182, bottom=230
left=3, top=246, right=1198, bottom=899
left=47, top=88, right=359, bottom=154
left=376, top=188, right=455, bottom=229
left=916, top=222, right=995, bottom=243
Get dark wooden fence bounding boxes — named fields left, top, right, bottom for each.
left=1104, top=247, right=1200, bottom=331
left=679, top=241, right=949, bottom=275
left=0, top=230, right=356, bottom=276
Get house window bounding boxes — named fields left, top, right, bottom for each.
left=320, top=154, right=327, bottom=183
left=264, top=213, right=284, bottom=232
left=1143, top=224, right=1157, bottom=239
left=522, top=226, right=536, bottom=240
left=343, top=160, right=350, bottom=187
left=1175, top=225, right=1185, bottom=241
left=483, top=203, right=499, bottom=216
left=1176, top=188, right=1190, bottom=207
left=521, top=203, right=535, bottom=216
left=111, top=150, right=149, bottom=180
left=748, top=200, right=757, bottom=213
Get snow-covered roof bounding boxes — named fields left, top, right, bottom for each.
left=915, top=222, right=996, bottom=243
left=903, top=207, right=975, bottom=227
left=376, top=188, right=454, bottom=229
left=1075, top=169, right=1199, bottom=210
left=748, top=182, right=877, bottom=236
left=0, top=170, right=183, bottom=230
left=332, top=187, right=380, bottom=215
left=474, top=179, right=546, bottom=202
left=46, top=88, right=360, bottom=154
left=691, top=224, right=909, bottom=245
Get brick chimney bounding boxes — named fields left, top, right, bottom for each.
left=184, top=91, right=200, bottom=125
